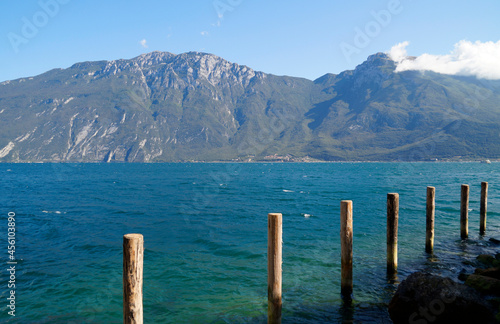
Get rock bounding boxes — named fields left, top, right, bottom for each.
left=477, top=254, right=500, bottom=267
left=489, top=238, right=500, bottom=244
left=466, top=274, right=500, bottom=295
left=474, top=267, right=500, bottom=280
left=462, top=260, right=476, bottom=266
left=458, top=268, right=470, bottom=281
left=458, top=272, right=469, bottom=281
left=389, top=272, right=495, bottom=324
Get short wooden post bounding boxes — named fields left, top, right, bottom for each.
left=387, top=193, right=399, bottom=275
left=340, top=200, right=353, bottom=299
left=268, top=213, right=282, bottom=324
left=426, top=187, right=435, bottom=253
left=480, top=182, right=488, bottom=235
left=123, top=234, right=144, bottom=324
left=461, top=185, right=469, bottom=240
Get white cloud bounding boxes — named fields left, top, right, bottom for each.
left=388, top=41, right=409, bottom=63
left=200, top=31, right=209, bottom=37
left=139, top=39, right=148, bottom=48
left=388, top=40, right=500, bottom=80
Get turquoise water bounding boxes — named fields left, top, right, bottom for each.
left=0, top=162, right=499, bottom=323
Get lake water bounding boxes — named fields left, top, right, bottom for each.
left=0, top=162, right=499, bottom=323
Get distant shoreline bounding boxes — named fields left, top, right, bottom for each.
left=0, top=160, right=498, bottom=164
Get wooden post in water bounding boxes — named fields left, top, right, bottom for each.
left=426, top=187, right=435, bottom=253
left=387, top=193, right=399, bottom=275
left=340, top=200, right=353, bottom=299
left=268, top=213, right=282, bottom=324
left=123, top=234, right=144, bottom=324
left=480, top=182, right=488, bottom=235
left=461, top=185, right=469, bottom=240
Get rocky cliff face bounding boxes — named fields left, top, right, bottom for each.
left=0, top=51, right=499, bottom=162
left=0, top=51, right=301, bottom=162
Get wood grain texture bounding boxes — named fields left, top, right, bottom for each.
left=480, top=182, right=488, bottom=234
left=268, top=213, right=282, bottom=324
left=387, top=193, right=399, bottom=275
left=461, top=185, right=469, bottom=240
left=426, top=187, right=435, bottom=253
left=123, top=234, right=144, bottom=324
left=341, top=200, right=353, bottom=299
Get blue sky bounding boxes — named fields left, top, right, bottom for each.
left=1, top=0, right=499, bottom=82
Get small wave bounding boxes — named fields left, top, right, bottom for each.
left=301, top=213, right=312, bottom=218
left=42, top=210, right=66, bottom=214
left=283, top=189, right=294, bottom=193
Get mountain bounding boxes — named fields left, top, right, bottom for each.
left=305, top=53, right=500, bottom=161
left=0, top=51, right=499, bottom=162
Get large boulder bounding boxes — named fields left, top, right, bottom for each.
left=389, top=272, right=495, bottom=324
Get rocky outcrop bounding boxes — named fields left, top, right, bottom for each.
left=462, top=254, right=500, bottom=296
left=466, top=274, right=500, bottom=295
left=388, top=272, right=495, bottom=324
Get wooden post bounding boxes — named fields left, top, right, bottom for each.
left=387, top=193, right=399, bottom=275
left=461, top=185, right=469, bottom=240
left=480, top=182, right=488, bottom=235
left=123, top=234, right=144, bottom=324
left=426, top=187, right=435, bottom=253
left=268, top=213, right=282, bottom=324
left=340, top=200, right=353, bottom=299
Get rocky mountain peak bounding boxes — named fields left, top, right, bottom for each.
left=366, top=52, right=391, bottom=63
left=132, top=51, right=177, bottom=66
left=347, top=52, right=397, bottom=89
left=165, top=51, right=258, bottom=87
left=355, top=52, right=395, bottom=74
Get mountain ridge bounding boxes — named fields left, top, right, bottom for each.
left=0, top=51, right=499, bottom=162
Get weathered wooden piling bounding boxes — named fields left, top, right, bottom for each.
left=461, top=185, right=469, bottom=240
left=480, top=182, right=488, bottom=235
left=123, top=233, right=144, bottom=324
left=387, top=193, right=399, bottom=275
left=426, top=187, right=435, bottom=253
left=268, top=213, right=282, bottom=324
left=340, top=200, right=353, bottom=299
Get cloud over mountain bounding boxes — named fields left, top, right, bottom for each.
left=388, top=40, right=500, bottom=80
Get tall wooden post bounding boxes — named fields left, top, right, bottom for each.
left=480, top=182, right=488, bottom=235
left=340, top=200, right=353, bottom=299
left=123, top=234, right=144, bottom=324
left=426, top=187, right=435, bottom=253
left=387, top=193, right=399, bottom=275
left=268, top=213, right=282, bottom=324
left=461, top=185, right=469, bottom=240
